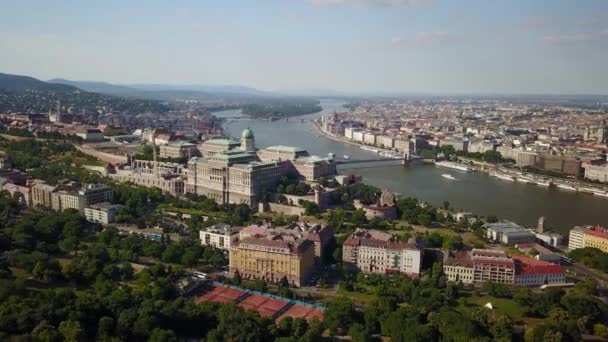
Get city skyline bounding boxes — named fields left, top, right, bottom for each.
left=1, top=0, right=607, bottom=95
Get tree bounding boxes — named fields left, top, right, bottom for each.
left=486, top=215, right=499, bottom=223
left=58, top=320, right=83, bottom=342
left=327, top=209, right=346, bottom=231
left=181, top=249, right=199, bottom=268
left=442, top=235, right=463, bottom=250
left=348, top=323, right=371, bottom=342
left=149, top=328, right=178, bottom=342
left=232, top=270, right=242, bottom=286
left=352, top=209, right=367, bottom=226
left=324, top=297, right=355, bottom=336
left=254, top=279, right=267, bottom=292
left=594, top=324, right=608, bottom=338
left=285, top=184, right=296, bottom=195
left=32, top=320, right=60, bottom=342
left=292, top=318, right=308, bottom=338
left=417, top=212, right=432, bottom=227
left=97, top=316, right=115, bottom=340
left=482, top=282, right=510, bottom=298
left=301, top=200, right=320, bottom=216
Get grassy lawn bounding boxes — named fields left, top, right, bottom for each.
left=457, top=292, right=527, bottom=321
left=390, top=220, right=486, bottom=248
left=54, top=152, right=105, bottom=167
left=462, top=232, right=486, bottom=248
left=158, top=204, right=228, bottom=218
left=57, top=257, right=73, bottom=271
left=335, top=287, right=377, bottom=305
left=9, top=267, right=31, bottom=279
left=256, top=211, right=299, bottom=223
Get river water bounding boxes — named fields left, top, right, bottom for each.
left=214, top=100, right=608, bottom=233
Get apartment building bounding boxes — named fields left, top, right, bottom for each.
left=84, top=202, right=124, bottom=224
left=199, top=223, right=242, bottom=250
left=342, top=228, right=423, bottom=277
left=568, top=225, right=608, bottom=253
left=229, top=232, right=315, bottom=287
left=443, top=249, right=514, bottom=285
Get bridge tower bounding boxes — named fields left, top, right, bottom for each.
left=401, top=151, right=409, bottom=166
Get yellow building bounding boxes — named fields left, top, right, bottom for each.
left=583, top=226, right=608, bottom=253
left=229, top=234, right=315, bottom=287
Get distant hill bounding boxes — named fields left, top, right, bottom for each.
left=0, top=73, right=79, bottom=92
left=48, top=78, right=138, bottom=96
left=49, top=78, right=278, bottom=100
left=128, top=83, right=274, bottom=97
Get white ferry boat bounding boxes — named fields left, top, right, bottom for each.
left=493, top=173, right=515, bottom=181
left=557, top=184, right=577, bottom=191
left=434, top=161, right=472, bottom=172
left=361, top=146, right=379, bottom=153
left=441, top=174, right=456, bottom=180
left=578, top=187, right=597, bottom=194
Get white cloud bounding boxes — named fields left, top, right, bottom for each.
left=175, top=7, right=192, bottom=17
left=306, top=0, right=433, bottom=8
left=390, top=36, right=404, bottom=45
left=543, top=33, right=594, bottom=44
left=391, top=31, right=452, bottom=46
left=414, top=31, right=449, bottom=44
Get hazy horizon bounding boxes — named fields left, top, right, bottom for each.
left=1, top=0, right=607, bottom=95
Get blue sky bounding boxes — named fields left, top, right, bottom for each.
left=0, top=0, right=607, bottom=94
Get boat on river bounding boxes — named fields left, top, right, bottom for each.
left=435, top=161, right=472, bottom=172
left=442, top=174, right=457, bottom=180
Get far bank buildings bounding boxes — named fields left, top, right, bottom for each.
left=186, top=128, right=336, bottom=207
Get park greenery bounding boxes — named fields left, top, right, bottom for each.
left=242, top=98, right=322, bottom=118
left=1, top=139, right=608, bottom=340
left=418, top=144, right=505, bottom=163
left=569, top=247, right=608, bottom=273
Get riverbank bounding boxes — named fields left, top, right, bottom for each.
left=484, top=167, right=608, bottom=198
left=314, top=117, right=608, bottom=199
left=311, top=119, right=400, bottom=157
left=218, top=101, right=608, bottom=230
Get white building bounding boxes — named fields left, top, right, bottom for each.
left=486, top=221, right=536, bottom=245
left=84, top=202, right=124, bottom=224
left=342, top=229, right=423, bottom=277
left=76, top=128, right=105, bottom=142
left=352, top=131, right=364, bottom=143
left=363, top=132, right=377, bottom=145
left=199, top=223, right=242, bottom=250
left=344, top=127, right=354, bottom=140
left=583, top=164, right=608, bottom=183
left=568, top=226, right=586, bottom=251
left=534, top=231, right=563, bottom=247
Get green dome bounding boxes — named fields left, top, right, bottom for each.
left=241, top=128, right=254, bottom=139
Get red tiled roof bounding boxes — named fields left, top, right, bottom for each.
left=474, top=258, right=514, bottom=268
left=444, top=251, right=474, bottom=267
left=585, top=226, right=608, bottom=240
left=512, top=255, right=564, bottom=276
left=472, top=249, right=508, bottom=258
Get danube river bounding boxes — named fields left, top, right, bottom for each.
left=214, top=100, right=608, bottom=233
